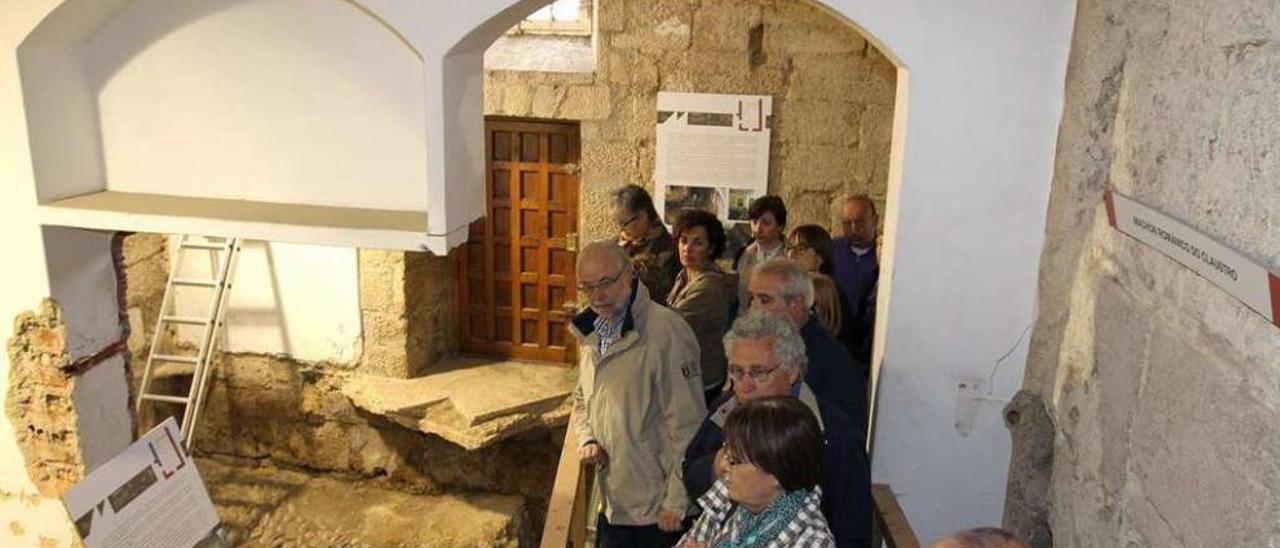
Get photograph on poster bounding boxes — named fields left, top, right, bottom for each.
left=728, top=189, right=756, bottom=221
left=663, top=185, right=726, bottom=225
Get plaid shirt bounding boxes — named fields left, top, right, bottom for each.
left=594, top=313, right=625, bottom=355
left=680, top=477, right=835, bottom=547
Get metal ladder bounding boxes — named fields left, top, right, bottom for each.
left=135, top=235, right=241, bottom=451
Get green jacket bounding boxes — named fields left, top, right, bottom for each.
left=667, top=268, right=733, bottom=389
left=570, top=281, right=707, bottom=525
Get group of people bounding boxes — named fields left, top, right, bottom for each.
left=570, top=185, right=1025, bottom=548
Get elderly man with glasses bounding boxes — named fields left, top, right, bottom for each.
left=570, top=240, right=707, bottom=548
left=681, top=311, right=873, bottom=548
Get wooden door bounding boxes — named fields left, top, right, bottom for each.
left=459, top=119, right=580, bottom=364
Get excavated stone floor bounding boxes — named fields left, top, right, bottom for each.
left=198, top=456, right=528, bottom=547
left=342, top=356, right=575, bottom=450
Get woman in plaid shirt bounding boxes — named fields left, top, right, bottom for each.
left=678, top=397, right=835, bottom=548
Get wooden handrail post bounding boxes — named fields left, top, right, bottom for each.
left=542, top=411, right=593, bottom=548
left=872, top=483, right=921, bottom=548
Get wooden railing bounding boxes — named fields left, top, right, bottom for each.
left=541, top=412, right=595, bottom=548
left=871, top=483, right=921, bottom=548
left=541, top=415, right=919, bottom=548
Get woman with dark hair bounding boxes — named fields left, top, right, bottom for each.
left=669, top=209, right=734, bottom=405
left=735, top=195, right=787, bottom=315
left=679, top=397, right=835, bottom=547
left=613, top=184, right=681, bottom=305
left=786, top=225, right=861, bottom=360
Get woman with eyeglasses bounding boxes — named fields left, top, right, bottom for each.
left=669, top=209, right=735, bottom=406
left=613, top=184, right=681, bottom=306
left=679, top=397, right=835, bottom=547
left=784, top=225, right=859, bottom=356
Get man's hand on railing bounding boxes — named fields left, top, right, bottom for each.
left=578, top=441, right=609, bottom=469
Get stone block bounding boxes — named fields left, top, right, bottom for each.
left=530, top=85, right=568, bottom=118
left=763, top=17, right=865, bottom=56
left=501, top=81, right=533, bottom=115
left=777, top=142, right=858, bottom=193
left=581, top=140, right=639, bottom=175
left=362, top=311, right=407, bottom=346
left=690, top=0, right=761, bottom=52
left=785, top=53, right=874, bottom=102
left=604, top=50, right=660, bottom=92
left=560, top=85, right=613, bottom=121
left=775, top=99, right=862, bottom=147
left=120, top=233, right=167, bottom=266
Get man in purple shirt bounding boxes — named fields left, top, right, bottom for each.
left=831, top=195, right=880, bottom=363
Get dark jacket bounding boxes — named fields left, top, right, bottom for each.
left=617, top=225, right=680, bottom=306
left=682, top=385, right=873, bottom=548
left=802, top=315, right=868, bottom=439
left=667, top=268, right=734, bottom=389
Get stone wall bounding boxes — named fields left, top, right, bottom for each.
left=485, top=0, right=896, bottom=242
left=4, top=300, right=84, bottom=498
left=1017, top=1, right=1280, bottom=546
left=357, top=249, right=458, bottom=378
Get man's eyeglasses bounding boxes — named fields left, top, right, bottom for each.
left=726, top=364, right=781, bottom=383
left=577, top=270, right=624, bottom=293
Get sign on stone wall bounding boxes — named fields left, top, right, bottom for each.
left=1105, top=190, right=1280, bottom=328
left=653, top=92, right=772, bottom=228
left=62, top=418, right=221, bottom=548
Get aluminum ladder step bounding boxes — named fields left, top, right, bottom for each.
left=173, top=278, right=220, bottom=288
left=140, top=394, right=190, bottom=405
left=162, top=315, right=211, bottom=325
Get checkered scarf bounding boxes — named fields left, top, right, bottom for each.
left=680, top=477, right=835, bottom=547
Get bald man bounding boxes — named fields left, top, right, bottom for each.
left=831, top=195, right=880, bottom=362
left=931, top=527, right=1029, bottom=548
left=569, top=240, right=707, bottom=548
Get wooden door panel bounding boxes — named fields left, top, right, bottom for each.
left=461, top=118, right=579, bottom=364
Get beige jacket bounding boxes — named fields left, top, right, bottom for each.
left=570, top=281, right=707, bottom=525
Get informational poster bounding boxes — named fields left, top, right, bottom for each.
left=63, top=418, right=221, bottom=548
left=654, top=92, right=772, bottom=229
left=1105, top=190, right=1280, bottom=328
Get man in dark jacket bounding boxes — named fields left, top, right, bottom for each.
left=682, top=311, right=873, bottom=548
left=746, top=258, right=868, bottom=435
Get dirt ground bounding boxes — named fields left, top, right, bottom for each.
left=196, top=456, right=530, bottom=547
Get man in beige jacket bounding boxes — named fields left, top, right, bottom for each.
left=570, top=241, right=707, bottom=547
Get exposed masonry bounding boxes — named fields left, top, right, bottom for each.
left=5, top=299, right=84, bottom=498
left=1016, top=0, right=1280, bottom=546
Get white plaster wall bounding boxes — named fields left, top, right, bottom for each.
left=42, top=227, right=134, bottom=475
left=69, top=356, right=132, bottom=472
left=86, top=0, right=429, bottom=212
left=0, top=3, right=87, bottom=544
left=171, top=239, right=362, bottom=364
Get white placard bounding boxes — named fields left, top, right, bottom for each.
left=1106, top=190, right=1280, bottom=327
left=63, top=418, right=221, bottom=548
left=654, top=92, right=772, bottom=226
